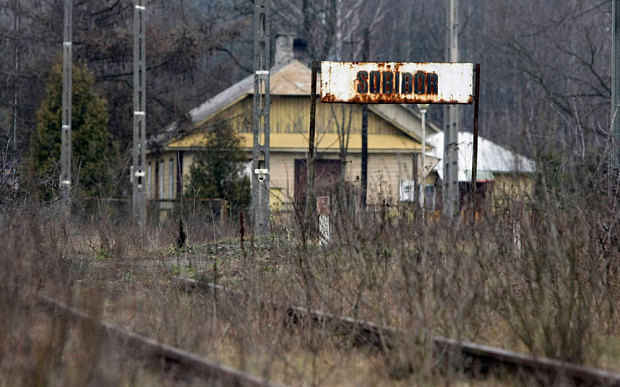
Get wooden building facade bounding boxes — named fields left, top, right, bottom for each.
left=146, top=60, right=441, bottom=209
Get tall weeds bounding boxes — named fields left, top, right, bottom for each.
left=1, top=153, right=618, bottom=385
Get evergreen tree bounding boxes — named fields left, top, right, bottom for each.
left=29, top=64, right=118, bottom=200
left=185, top=122, right=250, bottom=212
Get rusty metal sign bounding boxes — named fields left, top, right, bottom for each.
left=320, top=61, right=474, bottom=104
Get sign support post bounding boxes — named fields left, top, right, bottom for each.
left=361, top=29, right=369, bottom=208
left=471, top=63, right=481, bottom=224
left=307, top=61, right=318, bottom=223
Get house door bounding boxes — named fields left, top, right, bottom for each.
left=294, top=159, right=341, bottom=204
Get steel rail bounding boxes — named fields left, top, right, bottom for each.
left=180, top=277, right=620, bottom=386
left=38, top=296, right=281, bottom=387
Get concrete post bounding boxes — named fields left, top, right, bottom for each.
left=443, top=0, right=460, bottom=216
left=252, top=0, right=271, bottom=235
left=60, top=0, right=72, bottom=214
left=133, top=0, right=147, bottom=227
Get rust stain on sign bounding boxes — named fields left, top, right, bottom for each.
left=321, top=61, right=474, bottom=104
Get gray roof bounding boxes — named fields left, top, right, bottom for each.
left=427, top=132, right=536, bottom=181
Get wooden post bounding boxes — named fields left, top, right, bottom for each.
left=307, top=61, right=318, bottom=219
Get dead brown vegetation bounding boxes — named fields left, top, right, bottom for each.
left=1, top=159, right=618, bottom=386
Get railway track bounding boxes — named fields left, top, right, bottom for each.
left=38, top=296, right=280, bottom=387
left=180, top=277, right=620, bottom=386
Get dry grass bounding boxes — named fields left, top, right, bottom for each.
left=1, top=168, right=618, bottom=386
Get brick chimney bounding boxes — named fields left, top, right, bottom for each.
left=274, top=34, right=294, bottom=67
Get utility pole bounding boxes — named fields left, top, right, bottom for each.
left=133, top=0, right=147, bottom=227
left=613, top=0, right=620, bottom=167
left=252, top=0, right=271, bottom=235
left=361, top=28, right=369, bottom=208
left=443, top=0, right=459, bottom=216
left=60, top=0, right=72, bottom=213
left=12, top=0, right=19, bottom=155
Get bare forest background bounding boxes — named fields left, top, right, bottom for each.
left=0, top=0, right=614, bottom=198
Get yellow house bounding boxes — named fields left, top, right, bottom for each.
left=146, top=59, right=441, bottom=208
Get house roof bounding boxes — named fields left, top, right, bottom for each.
left=426, top=132, right=536, bottom=181
left=185, top=60, right=441, bottom=142
left=190, top=60, right=314, bottom=126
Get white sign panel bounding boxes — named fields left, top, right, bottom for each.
left=321, top=61, right=474, bottom=104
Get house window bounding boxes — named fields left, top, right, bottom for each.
left=159, top=160, right=165, bottom=199
left=169, top=158, right=174, bottom=199
left=399, top=181, right=415, bottom=202
left=147, top=162, right=151, bottom=199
